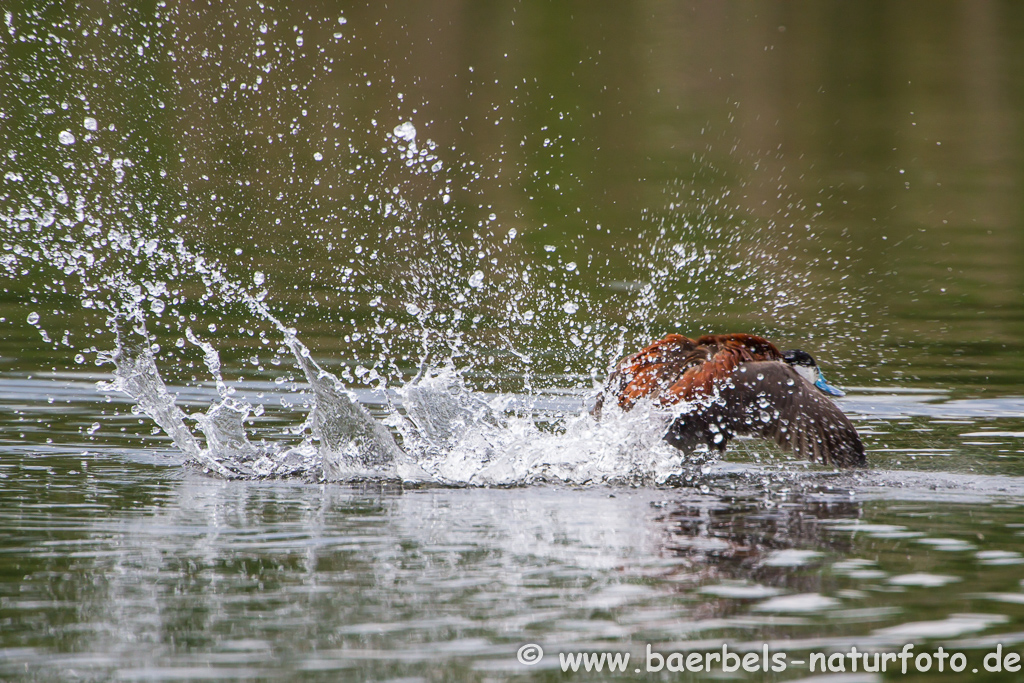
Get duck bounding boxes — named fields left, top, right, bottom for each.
left=596, top=333, right=865, bottom=468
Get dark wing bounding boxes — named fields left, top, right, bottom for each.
left=717, top=361, right=865, bottom=468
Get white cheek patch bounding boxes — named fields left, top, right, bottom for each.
left=794, top=365, right=818, bottom=385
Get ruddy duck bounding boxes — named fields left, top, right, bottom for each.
left=598, top=333, right=865, bottom=468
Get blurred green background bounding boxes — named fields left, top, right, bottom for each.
left=2, top=0, right=1023, bottom=395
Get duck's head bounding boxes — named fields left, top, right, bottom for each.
left=783, top=349, right=845, bottom=397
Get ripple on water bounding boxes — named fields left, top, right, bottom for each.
left=973, top=593, right=1024, bottom=605
left=760, top=549, right=823, bottom=567
left=873, top=613, right=1009, bottom=640
left=886, top=573, right=961, bottom=587
left=819, top=520, right=918, bottom=538
left=753, top=594, right=841, bottom=613
left=698, top=583, right=783, bottom=599
left=831, top=559, right=888, bottom=580
left=915, top=537, right=977, bottom=551
left=975, top=550, right=1024, bottom=565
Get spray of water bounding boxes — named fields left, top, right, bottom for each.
left=0, top=4, right=862, bottom=487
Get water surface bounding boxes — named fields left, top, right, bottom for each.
left=2, top=1, right=1024, bottom=681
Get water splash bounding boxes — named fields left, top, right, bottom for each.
left=98, top=310, right=698, bottom=485
left=0, top=3, right=862, bottom=488
left=285, top=333, right=428, bottom=482
left=98, top=315, right=248, bottom=478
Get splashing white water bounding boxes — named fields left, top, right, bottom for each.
left=99, top=310, right=698, bottom=486
left=0, top=5, right=863, bottom=490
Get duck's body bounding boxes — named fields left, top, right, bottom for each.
left=599, top=333, right=865, bottom=468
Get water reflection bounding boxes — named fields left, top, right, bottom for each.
left=2, top=462, right=1023, bottom=680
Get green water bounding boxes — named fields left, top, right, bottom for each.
left=2, top=1, right=1024, bottom=681
left=4, top=0, right=1024, bottom=389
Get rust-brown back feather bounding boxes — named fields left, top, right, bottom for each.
left=607, top=333, right=784, bottom=409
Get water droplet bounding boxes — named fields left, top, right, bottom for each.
left=468, top=270, right=484, bottom=289
left=338, top=16, right=347, bottom=24
left=87, top=422, right=100, bottom=434
left=313, top=151, right=323, bottom=161
left=83, top=117, right=97, bottom=131
left=393, top=121, right=416, bottom=142
left=565, top=262, right=577, bottom=272
left=58, top=130, right=75, bottom=145
left=74, top=353, right=85, bottom=364
left=562, top=301, right=579, bottom=314
left=405, top=303, right=421, bottom=316
left=253, top=271, right=265, bottom=286
left=150, top=299, right=165, bottom=314
left=26, top=312, right=39, bottom=325
left=295, top=36, right=304, bottom=46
